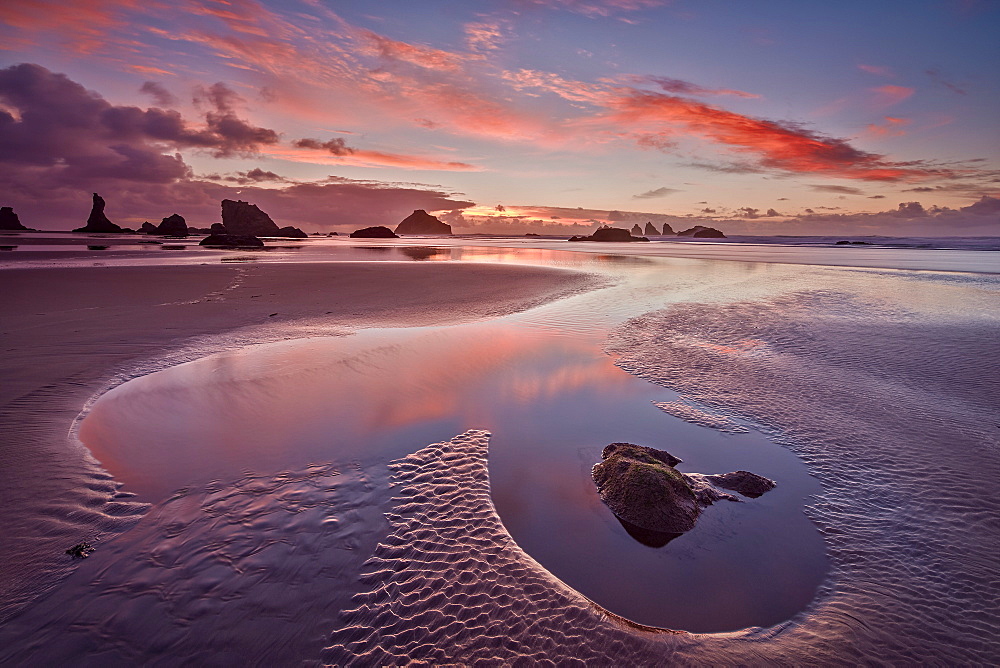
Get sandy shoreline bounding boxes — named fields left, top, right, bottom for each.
left=0, top=260, right=601, bottom=626
left=2, top=248, right=997, bottom=665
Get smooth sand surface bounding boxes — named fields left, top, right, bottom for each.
left=0, top=260, right=599, bottom=624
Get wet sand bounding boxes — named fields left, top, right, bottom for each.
left=0, top=260, right=600, bottom=627
left=2, top=245, right=998, bottom=665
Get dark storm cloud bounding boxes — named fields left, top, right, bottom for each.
left=632, top=186, right=680, bottom=199
left=293, top=137, right=356, bottom=156
left=0, top=62, right=280, bottom=191
left=809, top=184, right=865, bottom=195
left=139, top=81, right=178, bottom=107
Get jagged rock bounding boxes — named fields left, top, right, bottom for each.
left=395, top=209, right=452, bottom=235
left=569, top=226, right=649, bottom=242
left=327, top=231, right=339, bottom=236
left=156, top=214, right=188, bottom=236
left=199, top=233, right=264, bottom=248
left=630, top=223, right=643, bottom=236
left=662, top=223, right=674, bottom=235
left=644, top=222, right=658, bottom=236
left=349, top=226, right=398, bottom=239
left=139, top=222, right=158, bottom=234
left=677, top=225, right=725, bottom=238
left=73, top=193, right=124, bottom=233
left=0, top=206, right=28, bottom=231
left=703, top=471, right=776, bottom=498
left=592, top=442, right=775, bottom=539
left=220, top=199, right=280, bottom=236
left=275, top=225, right=307, bottom=238
left=66, top=542, right=94, bottom=559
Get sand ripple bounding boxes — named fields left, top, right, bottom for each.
left=322, top=430, right=677, bottom=665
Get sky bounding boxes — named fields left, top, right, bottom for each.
left=1, top=0, right=998, bottom=235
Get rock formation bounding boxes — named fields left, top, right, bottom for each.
left=156, top=214, right=188, bottom=236
left=592, top=443, right=774, bottom=540
left=394, top=209, right=452, bottom=235
left=569, top=226, right=648, bottom=242
left=0, top=206, right=28, bottom=231
left=276, top=226, right=308, bottom=238
left=643, top=222, right=658, bottom=236
left=662, top=223, right=674, bottom=235
left=139, top=222, right=158, bottom=234
left=199, top=233, right=264, bottom=248
left=676, top=225, right=725, bottom=238
left=221, top=199, right=280, bottom=236
left=73, top=193, right=124, bottom=233
left=350, top=226, right=399, bottom=239
left=210, top=222, right=227, bottom=234
left=630, top=223, right=643, bottom=236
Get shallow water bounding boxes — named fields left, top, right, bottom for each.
left=77, top=316, right=826, bottom=633
left=2, top=240, right=999, bottom=663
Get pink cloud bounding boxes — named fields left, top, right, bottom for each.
left=866, top=116, right=911, bottom=138
left=871, top=84, right=916, bottom=108
left=858, top=64, right=894, bottom=77
left=521, top=0, right=667, bottom=17
left=272, top=143, right=481, bottom=172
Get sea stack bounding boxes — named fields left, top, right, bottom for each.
left=568, top=225, right=648, bottom=242
left=0, top=206, right=28, bottom=231
left=677, top=225, right=725, bottom=238
left=630, top=223, right=643, bottom=236
left=220, top=200, right=280, bottom=236
left=662, top=223, right=674, bottom=235
left=73, top=193, right=123, bottom=233
left=350, top=226, right=399, bottom=239
left=394, top=210, right=452, bottom=235
left=156, top=214, right=188, bottom=236
left=643, top=222, right=658, bottom=236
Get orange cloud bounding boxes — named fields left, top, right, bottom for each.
left=605, top=90, right=939, bottom=180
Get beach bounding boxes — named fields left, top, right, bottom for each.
left=1, top=237, right=998, bottom=664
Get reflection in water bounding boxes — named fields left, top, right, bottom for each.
left=400, top=246, right=445, bottom=261
left=616, top=516, right=683, bottom=548
left=80, top=312, right=826, bottom=633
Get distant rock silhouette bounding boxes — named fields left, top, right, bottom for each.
left=524, top=233, right=541, bottom=237
left=139, top=221, right=158, bottom=234
left=73, top=193, right=124, bottom=233
left=593, top=443, right=775, bottom=542
left=395, top=209, right=452, bottom=235
left=221, top=199, right=280, bottom=236
left=327, top=231, right=339, bottom=236
left=630, top=223, right=643, bottom=236
left=156, top=214, right=188, bottom=236
left=199, top=233, right=264, bottom=248
left=662, top=223, right=674, bottom=235
left=276, top=225, right=308, bottom=239
left=569, top=226, right=648, bottom=242
left=350, top=226, right=399, bottom=239
left=677, top=225, right=725, bottom=238
left=643, top=222, right=658, bottom=236
left=0, top=206, right=28, bottom=231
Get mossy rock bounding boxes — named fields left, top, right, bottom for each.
left=592, top=443, right=700, bottom=534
